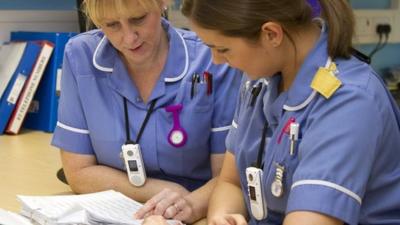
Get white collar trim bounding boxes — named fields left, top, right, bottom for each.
left=93, top=36, right=113, bottom=73
left=92, top=30, right=190, bottom=82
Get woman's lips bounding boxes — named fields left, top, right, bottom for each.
left=129, top=43, right=143, bottom=52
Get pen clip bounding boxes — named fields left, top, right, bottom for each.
left=203, top=71, right=213, bottom=95
left=191, top=73, right=200, bottom=99
left=289, top=123, right=299, bottom=141
left=250, top=82, right=262, bottom=106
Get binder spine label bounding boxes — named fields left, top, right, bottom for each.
left=56, top=68, right=62, bottom=96
left=7, top=73, right=27, bottom=104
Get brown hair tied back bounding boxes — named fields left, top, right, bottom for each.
left=182, top=0, right=354, bottom=59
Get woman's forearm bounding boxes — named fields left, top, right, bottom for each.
left=208, top=179, right=247, bottom=219
left=66, top=165, right=188, bottom=203
left=184, top=177, right=218, bottom=222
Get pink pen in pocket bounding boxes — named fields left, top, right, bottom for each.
left=277, top=117, right=296, bottom=144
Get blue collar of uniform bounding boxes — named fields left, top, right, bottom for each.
left=282, top=20, right=330, bottom=111
left=92, top=19, right=189, bottom=83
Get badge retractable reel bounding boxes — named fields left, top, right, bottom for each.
left=271, top=163, right=285, bottom=198
left=165, top=104, right=187, bottom=147
left=121, top=98, right=157, bottom=187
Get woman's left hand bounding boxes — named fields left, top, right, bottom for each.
left=135, top=188, right=194, bottom=222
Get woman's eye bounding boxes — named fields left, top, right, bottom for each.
left=216, top=48, right=229, bottom=53
left=105, top=22, right=120, bottom=29
left=129, top=15, right=147, bottom=25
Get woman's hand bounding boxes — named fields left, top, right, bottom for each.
left=141, top=215, right=169, bottom=225
left=208, top=214, right=247, bottom=225
left=135, top=188, right=193, bottom=221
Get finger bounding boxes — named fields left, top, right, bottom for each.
left=142, top=215, right=167, bottom=225
left=172, top=207, right=190, bottom=221
left=143, top=210, right=154, bottom=218
left=134, top=189, right=170, bottom=218
left=225, top=214, right=247, bottom=225
left=153, top=191, right=181, bottom=215
left=207, top=218, right=230, bottom=225
left=163, top=204, right=179, bottom=218
left=172, top=198, right=191, bottom=221
left=134, top=201, right=156, bottom=219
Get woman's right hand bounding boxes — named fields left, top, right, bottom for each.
left=134, top=187, right=190, bottom=220
left=142, top=215, right=169, bottom=225
left=208, top=214, right=247, bottom=225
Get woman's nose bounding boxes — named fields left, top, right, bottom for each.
left=122, top=26, right=139, bottom=44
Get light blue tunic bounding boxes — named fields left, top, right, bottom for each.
left=52, top=19, right=242, bottom=191
left=226, top=27, right=400, bottom=224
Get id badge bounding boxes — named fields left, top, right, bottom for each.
left=121, top=143, right=146, bottom=186
left=246, top=166, right=268, bottom=220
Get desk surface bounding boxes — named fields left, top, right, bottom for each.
left=0, top=130, right=71, bottom=212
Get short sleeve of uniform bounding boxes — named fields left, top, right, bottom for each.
left=51, top=40, right=94, bottom=154
left=225, top=78, right=245, bottom=153
left=209, top=65, right=242, bottom=154
left=286, top=86, right=382, bottom=225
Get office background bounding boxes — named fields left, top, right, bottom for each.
left=0, top=0, right=398, bottom=74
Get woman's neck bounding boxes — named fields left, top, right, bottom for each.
left=280, top=23, right=321, bottom=92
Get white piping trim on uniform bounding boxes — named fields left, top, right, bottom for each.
left=283, top=57, right=333, bottom=112
left=57, top=121, right=90, bottom=134
left=291, top=179, right=362, bottom=205
left=164, top=31, right=189, bottom=83
left=93, top=36, right=113, bottom=73
left=283, top=91, right=317, bottom=112
left=92, top=31, right=189, bottom=81
left=232, top=120, right=238, bottom=129
left=211, top=125, right=232, bottom=132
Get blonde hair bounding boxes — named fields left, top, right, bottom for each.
left=83, top=0, right=163, bottom=27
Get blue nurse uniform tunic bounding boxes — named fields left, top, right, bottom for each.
left=226, top=25, right=400, bottom=225
left=52, top=19, right=242, bottom=191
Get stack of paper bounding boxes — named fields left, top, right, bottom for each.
left=17, top=190, right=183, bottom=225
left=0, top=208, right=32, bottom=225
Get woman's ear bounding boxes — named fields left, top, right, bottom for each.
left=260, top=22, right=284, bottom=48
left=158, top=0, right=168, bottom=11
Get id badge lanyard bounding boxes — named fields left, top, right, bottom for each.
left=121, top=97, right=157, bottom=186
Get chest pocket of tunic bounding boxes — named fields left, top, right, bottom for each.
left=264, top=133, right=302, bottom=213
left=182, top=80, right=213, bottom=112
left=155, top=80, right=213, bottom=182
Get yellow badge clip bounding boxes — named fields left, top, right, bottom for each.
left=310, top=62, right=342, bottom=99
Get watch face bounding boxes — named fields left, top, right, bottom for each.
left=170, top=130, right=184, bottom=144
left=271, top=180, right=283, bottom=198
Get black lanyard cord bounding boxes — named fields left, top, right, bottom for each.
left=123, top=98, right=131, bottom=143
left=123, top=97, right=158, bottom=144
left=255, top=121, right=269, bottom=169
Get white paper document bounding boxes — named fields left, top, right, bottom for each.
left=0, top=208, right=33, bottom=225
left=17, top=190, right=183, bottom=225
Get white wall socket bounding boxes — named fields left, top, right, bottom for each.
left=353, top=0, right=400, bottom=44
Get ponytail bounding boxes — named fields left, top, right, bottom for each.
left=319, top=0, right=355, bottom=58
